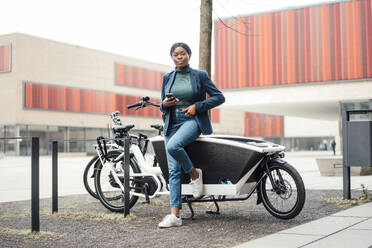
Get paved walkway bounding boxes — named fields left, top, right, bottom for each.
left=234, top=201, right=372, bottom=248
left=233, top=151, right=372, bottom=248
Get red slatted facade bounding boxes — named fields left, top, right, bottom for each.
left=0, top=44, right=11, bottom=72
left=210, top=108, right=220, bottom=123
left=116, top=63, right=165, bottom=90
left=244, top=112, right=284, bottom=137
left=24, top=82, right=220, bottom=123
left=215, top=0, right=372, bottom=137
left=24, top=82, right=162, bottom=118
left=214, top=0, right=372, bottom=88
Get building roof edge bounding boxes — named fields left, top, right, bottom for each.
left=213, top=0, right=351, bottom=22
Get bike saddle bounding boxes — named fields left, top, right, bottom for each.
left=113, top=124, right=135, bottom=133
left=150, top=124, right=163, bottom=131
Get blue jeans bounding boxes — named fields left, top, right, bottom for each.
left=164, top=109, right=201, bottom=208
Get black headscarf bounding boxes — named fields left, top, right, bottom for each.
left=170, top=42, right=192, bottom=57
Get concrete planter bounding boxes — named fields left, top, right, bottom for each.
left=316, top=156, right=372, bottom=176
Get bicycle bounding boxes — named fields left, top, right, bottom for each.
left=83, top=109, right=163, bottom=199
left=93, top=97, right=168, bottom=211
left=94, top=97, right=306, bottom=220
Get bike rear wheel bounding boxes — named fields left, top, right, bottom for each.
left=95, top=150, right=141, bottom=212
left=259, top=162, right=305, bottom=219
left=83, top=155, right=100, bottom=199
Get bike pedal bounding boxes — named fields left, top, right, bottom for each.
left=142, top=183, right=150, bottom=203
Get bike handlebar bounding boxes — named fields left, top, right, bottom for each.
left=127, top=102, right=143, bottom=109
left=127, top=96, right=160, bottom=110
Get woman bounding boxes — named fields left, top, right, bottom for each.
left=158, top=42, right=225, bottom=228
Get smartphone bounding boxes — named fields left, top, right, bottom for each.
left=166, top=93, right=175, bottom=99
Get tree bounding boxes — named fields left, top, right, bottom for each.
left=199, top=0, right=212, bottom=77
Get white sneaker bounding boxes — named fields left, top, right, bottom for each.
left=190, top=168, right=203, bottom=198
left=158, top=214, right=182, bottom=228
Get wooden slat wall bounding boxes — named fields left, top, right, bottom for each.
left=214, top=0, right=372, bottom=88
left=24, top=82, right=162, bottom=118
left=0, top=44, right=11, bottom=72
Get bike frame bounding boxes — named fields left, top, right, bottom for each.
left=96, top=134, right=289, bottom=200
left=96, top=136, right=169, bottom=200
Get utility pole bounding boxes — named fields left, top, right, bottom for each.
left=199, top=0, right=213, bottom=77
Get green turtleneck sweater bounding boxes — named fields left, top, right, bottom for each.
left=170, top=65, right=194, bottom=109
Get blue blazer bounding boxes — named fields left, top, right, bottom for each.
left=160, top=67, right=225, bottom=135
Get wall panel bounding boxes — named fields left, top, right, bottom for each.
left=24, top=82, right=162, bottom=118
left=24, top=82, right=220, bottom=122
left=244, top=112, right=284, bottom=137
left=115, top=63, right=165, bottom=90
left=214, top=0, right=372, bottom=89
left=210, top=108, right=220, bottom=123
left=0, top=44, right=11, bottom=72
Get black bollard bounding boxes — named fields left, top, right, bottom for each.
left=123, top=137, right=130, bottom=217
left=31, top=137, right=40, bottom=232
left=343, top=166, right=351, bottom=199
left=52, top=141, right=58, bottom=213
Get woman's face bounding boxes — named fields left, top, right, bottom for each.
left=172, top=46, right=190, bottom=68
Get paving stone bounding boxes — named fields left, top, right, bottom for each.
left=304, top=229, right=372, bottom=248
left=332, top=202, right=372, bottom=218
left=233, top=233, right=323, bottom=248
left=278, top=216, right=366, bottom=236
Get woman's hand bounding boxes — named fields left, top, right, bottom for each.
left=183, top=104, right=196, bottom=117
left=162, top=97, right=179, bottom=108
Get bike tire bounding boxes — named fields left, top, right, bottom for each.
left=259, top=162, right=305, bottom=220
left=95, top=150, right=141, bottom=212
left=83, top=155, right=100, bottom=199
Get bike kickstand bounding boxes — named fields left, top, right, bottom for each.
left=181, top=197, right=195, bottom=220
left=143, top=183, right=150, bottom=204
left=206, top=196, right=220, bottom=215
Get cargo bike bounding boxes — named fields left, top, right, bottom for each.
left=92, top=97, right=306, bottom=220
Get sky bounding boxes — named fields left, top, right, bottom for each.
left=0, top=0, right=337, bottom=70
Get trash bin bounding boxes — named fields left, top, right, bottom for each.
left=345, top=110, right=372, bottom=167
left=341, top=100, right=372, bottom=199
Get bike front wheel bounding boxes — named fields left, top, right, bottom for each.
left=95, top=150, right=141, bottom=212
left=259, top=162, right=305, bottom=219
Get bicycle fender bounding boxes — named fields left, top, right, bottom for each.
left=270, top=157, right=286, bottom=165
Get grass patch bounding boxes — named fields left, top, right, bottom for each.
left=141, top=198, right=168, bottom=207
left=42, top=210, right=137, bottom=222
left=326, top=184, right=372, bottom=208
left=0, top=227, right=64, bottom=240
left=0, top=211, right=30, bottom=219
